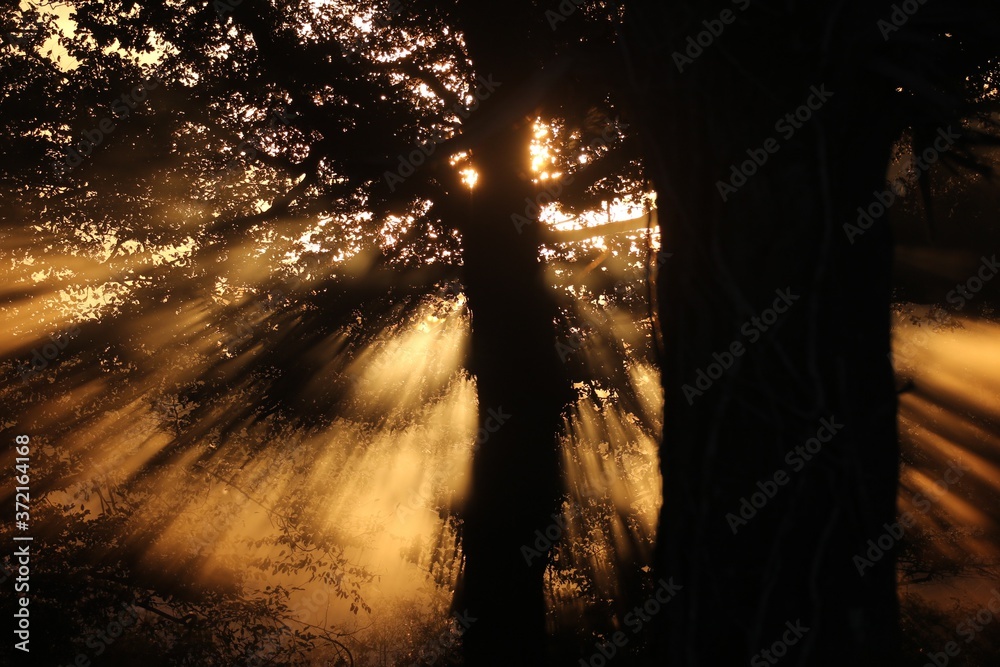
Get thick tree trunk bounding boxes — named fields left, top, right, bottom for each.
left=626, top=3, right=903, bottom=664
left=450, top=7, right=572, bottom=664
left=456, top=133, right=571, bottom=663
left=653, top=143, right=900, bottom=667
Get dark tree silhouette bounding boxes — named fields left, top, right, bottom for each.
left=622, top=1, right=999, bottom=664
left=1, top=2, right=640, bottom=664
left=2, top=1, right=999, bottom=665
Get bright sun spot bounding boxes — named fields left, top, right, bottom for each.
left=530, top=119, right=558, bottom=176
left=460, top=167, right=479, bottom=189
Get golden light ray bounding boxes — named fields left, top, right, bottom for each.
left=27, top=289, right=474, bottom=634
left=891, top=313, right=1000, bottom=600
left=552, top=294, right=663, bottom=610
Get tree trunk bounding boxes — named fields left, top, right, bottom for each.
left=625, top=3, right=903, bottom=664
left=456, top=136, right=571, bottom=663
left=450, top=7, right=572, bottom=664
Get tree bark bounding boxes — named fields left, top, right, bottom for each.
left=625, top=3, right=903, bottom=664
